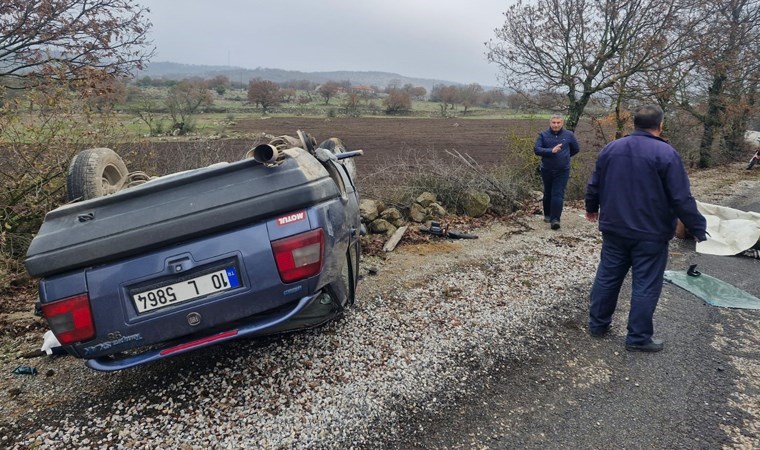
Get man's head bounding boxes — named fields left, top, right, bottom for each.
left=633, top=105, right=664, bottom=133
left=549, top=114, right=564, bottom=133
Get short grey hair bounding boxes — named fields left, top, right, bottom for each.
left=633, top=105, right=664, bottom=130
left=550, top=114, right=564, bottom=121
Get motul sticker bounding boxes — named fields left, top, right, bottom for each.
left=276, top=211, right=306, bottom=226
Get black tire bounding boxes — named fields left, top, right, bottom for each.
left=66, top=148, right=129, bottom=201
left=748, top=156, right=758, bottom=170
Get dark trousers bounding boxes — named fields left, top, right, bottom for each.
left=589, top=233, right=669, bottom=345
left=540, top=167, right=570, bottom=221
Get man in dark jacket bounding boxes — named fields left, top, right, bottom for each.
left=585, top=104, right=707, bottom=353
left=534, top=114, right=580, bottom=230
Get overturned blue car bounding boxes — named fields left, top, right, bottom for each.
left=25, top=132, right=361, bottom=371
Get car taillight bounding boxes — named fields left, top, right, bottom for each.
left=40, top=293, right=95, bottom=345
left=271, top=229, right=324, bottom=283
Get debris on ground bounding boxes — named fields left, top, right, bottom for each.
left=383, top=226, right=408, bottom=252
left=40, top=330, right=64, bottom=356
left=690, top=201, right=760, bottom=256
left=420, top=221, right=478, bottom=239
left=664, top=269, right=760, bottom=310
left=12, top=365, right=38, bottom=376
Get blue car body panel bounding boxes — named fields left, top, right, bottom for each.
left=26, top=147, right=361, bottom=371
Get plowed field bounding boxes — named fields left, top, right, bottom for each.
left=119, top=117, right=603, bottom=191
left=229, top=117, right=602, bottom=174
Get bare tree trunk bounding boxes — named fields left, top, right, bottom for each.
left=614, top=86, right=626, bottom=139
left=566, top=93, right=591, bottom=131
left=724, top=75, right=758, bottom=155
left=699, top=74, right=727, bottom=168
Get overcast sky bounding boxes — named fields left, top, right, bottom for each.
left=137, top=0, right=510, bottom=87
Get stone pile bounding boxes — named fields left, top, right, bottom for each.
left=360, top=191, right=491, bottom=235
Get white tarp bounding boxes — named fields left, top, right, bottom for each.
left=695, top=201, right=760, bottom=255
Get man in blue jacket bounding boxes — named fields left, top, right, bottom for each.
left=585, top=104, right=707, bottom=353
left=534, top=114, right=580, bottom=230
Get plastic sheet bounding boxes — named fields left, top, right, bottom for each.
left=695, top=201, right=760, bottom=256
left=663, top=270, right=760, bottom=310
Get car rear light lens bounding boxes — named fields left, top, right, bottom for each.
left=40, top=293, right=95, bottom=345
left=272, top=229, right=324, bottom=283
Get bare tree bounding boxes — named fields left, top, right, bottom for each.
left=487, top=0, right=695, bottom=130
left=479, top=89, right=507, bottom=107
left=247, top=79, right=282, bottom=114
left=0, top=0, right=153, bottom=91
left=675, top=0, right=760, bottom=167
left=165, top=80, right=213, bottom=132
left=409, top=85, right=427, bottom=100
left=342, top=92, right=361, bottom=116
left=430, top=84, right=460, bottom=116
left=400, top=83, right=427, bottom=100
left=318, top=82, right=341, bottom=104
left=383, top=89, right=412, bottom=114
left=206, top=75, right=230, bottom=95
left=459, top=83, right=484, bottom=115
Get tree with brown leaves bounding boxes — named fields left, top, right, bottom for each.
left=318, top=82, right=341, bottom=105
left=247, top=79, right=282, bottom=114
left=0, top=0, right=153, bottom=91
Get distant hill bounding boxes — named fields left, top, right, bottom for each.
left=136, top=62, right=492, bottom=92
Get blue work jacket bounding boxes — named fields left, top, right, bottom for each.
left=585, top=130, right=707, bottom=242
left=534, top=128, right=580, bottom=170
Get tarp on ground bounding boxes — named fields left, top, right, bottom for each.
left=664, top=270, right=760, bottom=310
left=695, top=201, right=760, bottom=256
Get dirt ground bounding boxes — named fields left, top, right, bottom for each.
left=386, top=165, right=760, bottom=449
left=117, top=117, right=606, bottom=178
left=229, top=117, right=605, bottom=174
left=234, top=117, right=544, bottom=173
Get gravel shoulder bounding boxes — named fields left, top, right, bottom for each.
left=0, top=164, right=757, bottom=448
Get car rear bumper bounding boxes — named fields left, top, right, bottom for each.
left=85, top=289, right=337, bottom=372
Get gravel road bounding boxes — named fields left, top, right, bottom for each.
left=0, top=165, right=757, bottom=449
left=390, top=167, right=760, bottom=450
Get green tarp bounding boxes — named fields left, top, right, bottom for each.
left=663, top=270, right=760, bottom=310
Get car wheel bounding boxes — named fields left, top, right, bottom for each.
left=66, top=148, right=129, bottom=201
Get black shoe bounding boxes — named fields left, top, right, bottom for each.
left=543, top=216, right=551, bottom=223
left=589, top=326, right=610, bottom=337
left=625, top=338, right=664, bottom=353
left=550, top=220, right=560, bottom=230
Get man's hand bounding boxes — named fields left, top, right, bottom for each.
left=552, top=144, right=562, bottom=154
left=585, top=211, right=598, bottom=222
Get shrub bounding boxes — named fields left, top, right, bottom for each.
left=118, top=136, right=265, bottom=177
left=383, top=89, right=412, bottom=115
left=358, top=144, right=535, bottom=216
left=0, top=84, right=127, bottom=269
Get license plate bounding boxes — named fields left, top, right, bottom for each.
left=133, top=267, right=240, bottom=314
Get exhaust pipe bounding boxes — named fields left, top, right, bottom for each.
left=250, top=144, right=279, bottom=164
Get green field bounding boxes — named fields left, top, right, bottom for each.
left=117, top=86, right=553, bottom=138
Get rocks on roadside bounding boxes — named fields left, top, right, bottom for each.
left=361, top=191, right=491, bottom=236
